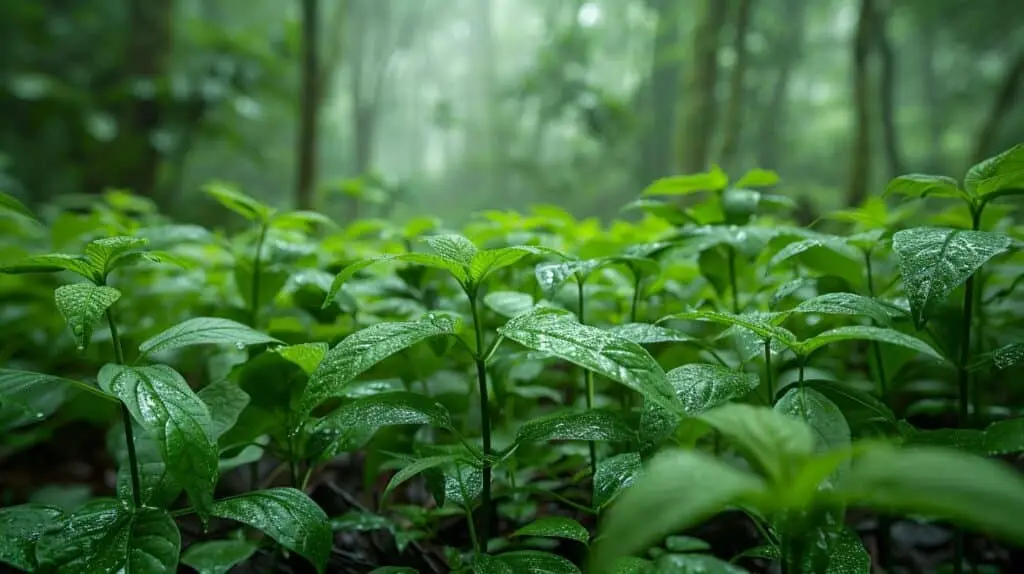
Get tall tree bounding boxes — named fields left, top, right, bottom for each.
left=847, top=0, right=875, bottom=207
left=875, top=0, right=904, bottom=177
left=917, top=21, right=944, bottom=172
left=719, top=0, right=753, bottom=172
left=756, top=0, right=805, bottom=171
left=637, top=0, right=684, bottom=184
left=971, top=50, right=1024, bottom=163
left=295, top=0, right=321, bottom=211
left=678, top=0, right=728, bottom=174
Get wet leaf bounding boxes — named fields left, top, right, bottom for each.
left=593, top=452, right=643, bottom=509
left=84, top=236, right=149, bottom=273
left=491, top=550, right=582, bottom=573
left=793, top=326, right=944, bottom=360
left=210, top=488, right=330, bottom=573
left=821, top=528, right=871, bottom=574
left=766, top=236, right=860, bottom=269
left=664, top=535, right=711, bottom=553
left=985, top=418, right=1024, bottom=455
left=180, top=539, right=258, bottom=574
left=594, top=448, right=766, bottom=566
left=515, top=409, right=634, bottom=444
left=884, top=174, right=965, bottom=201
left=0, top=504, right=62, bottom=570
left=322, top=253, right=468, bottom=307
left=971, top=343, right=1024, bottom=371
left=98, top=364, right=218, bottom=515
left=197, top=379, right=250, bottom=440
left=138, top=317, right=280, bottom=357
left=113, top=424, right=182, bottom=507
left=787, top=292, right=893, bottom=326
left=835, top=446, right=1024, bottom=545
left=205, top=181, right=274, bottom=222
left=275, top=342, right=329, bottom=375
left=312, top=391, right=453, bottom=454
left=892, top=227, right=1013, bottom=328
left=383, top=454, right=476, bottom=500
left=651, top=553, right=748, bottom=573
left=471, top=245, right=555, bottom=283
left=512, top=516, right=590, bottom=544
left=775, top=388, right=851, bottom=482
left=535, top=259, right=598, bottom=295
left=423, top=233, right=478, bottom=266
left=498, top=309, right=678, bottom=411
left=484, top=290, right=535, bottom=318
left=668, top=364, right=760, bottom=416
left=299, top=314, right=459, bottom=416
left=0, top=191, right=36, bottom=221
left=0, top=369, right=96, bottom=430
left=965, top=143, right=1024, bottom=198
left=53, top=283, right=119, bottom=351
left=735, top=168, right=780, bottom=188
left=0, top=253, right=97, bottom=279
left=642, top=166, right=729, bottom=196
left=700, top=403, right=814, bottom=482
left=801, top=380, right=897, bottom=434
left=443, top=460, right=483, bottom=508
left=330, top=510, right=394, bottom=532
left=660, top=310, right=797, bottom=346
left=608, top=323, right=694, bottom=345
left=35, top=499, right=179, bottom=573
left=606, top=556, right=651, bottom=573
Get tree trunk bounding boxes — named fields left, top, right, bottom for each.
left=847, top=0, right=874, bottom=207
left=637, top=0, right=683, bottom=184
left=295, top=0, right=320, bottom=211
left=678, top=0, right=728, bottom=174
left=919, top=23, right=944, bottom=172
left=970, top=50, right=1024, bottom=164
left=757, top=0, right=805, bottom=171
left=718, top=0, right=753, bottom=173
left=875, top=1, right=903, bottom=178
left=471, top=0, right=498, bottom=194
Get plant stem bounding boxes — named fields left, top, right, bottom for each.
left=469, top=289, right=492, bottom=546
left=727, top=247, right=740, bottom=314
left=763, top=338, right=774, bottom=404
left=864, top=250, right=888, bottom=398
left=577, top=280, right=598, bottom=481
left=106, top=310, right=142, bottom=509
left=250, top=223, right=269, bottom=328
left=629, top=272, right=642, bottom=323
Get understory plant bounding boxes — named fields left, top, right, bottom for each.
left=0, top=144, right=1023, bottom=574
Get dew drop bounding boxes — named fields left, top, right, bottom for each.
left=76, top=345, right=85, bottom=352
left=233, top=341, right=246, bottom=350
left=34, top=412, right=46, bottom=419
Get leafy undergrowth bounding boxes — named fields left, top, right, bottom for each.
left=2, top=146, right=1024, bottom=573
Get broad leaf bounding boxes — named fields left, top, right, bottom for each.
left=275, top=342, right=329, bottom=375
left=775, top=388, right=851, bottom=476
left=512, top=517, right=590, bottom=544
left=0, top=504, right=62, bottom=571
left=180, top=539, right=258, bottom=574
left=383, top=454, right=473, bottom=500
left=985, top=418, right=1024, bottom=456
left=651, top=554, right=747, bottom=573
left=98, top=364, right=218, bottom=514
left=0, top=191, right=36, bottom=221
left=535, top=259, right=598, bottom=295
left=210, top=488, right=330, bottom=573
left=668, top=364, right=760, bottom=416
left=965, top=143, right=1024, bottom=198
left=971, top=343, right=1024, bottom=371
left=660, top=310, right=797, bottom=346
left=484, top=290, right=535, bottom=318
left=35, top=499, right=179, bottom=573
left=112, top=424, right=182, bottom=508
left=884, top=174, right=964, bottom=200
left=139, top=317, right=279, bottom=356
left=793, top=326, right=944, bottom=360
left=892, top=227, right=1013, bottom=327
left=802, top=380, right=897, bottom=434
left=824, top=528, right=871, bottom=574
left=197, top=379, right=251, bottom=440
left=311, top=392, right=454, bottom=457
left=470, top=246, right=553, bottom=284
left=788, top=292, right=893, bottom=326
left=498, top=309, right=678, bottom=411
left=54, top=283, right=120, bottom=351
left=490, top=551, right=582, bottom=574
left=641, top=166, right=729, bottom=196
left=84, top=236, right=149, bottom=273
left=835, top=446, right=1024, bottom=546
left=515, top=409, right=634, bottom=444
left=700, top=404, right=814, bottom=482
left=594, top=449, right=766, bottom=566
left=299, top=314, right=459, bottom=415
left=766, top=236, right=860, bottom=270
left=422, top=233, right=478, bottom=266
left=0, top=369, right=106, bottom=430
left=0, top=253, right=97, bottom=279
left=322, top=252, right=468, bottom=307
left=442, top=460, right=483, bottom=508
left=204, top=181, right=274, bottom=222
left=608, top=323, right=694, bottom=345
left=734, top=168, right=780, bottom=188
left=593, top=452, right=642, bottom=509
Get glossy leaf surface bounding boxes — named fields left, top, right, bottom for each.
left=138, top=317, right=279, bottom=356
left=54, top=283, right=120, bottom=351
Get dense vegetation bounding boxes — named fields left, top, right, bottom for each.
left=2, top=144, right=1024, bottom=573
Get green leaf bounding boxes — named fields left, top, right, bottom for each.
left=965, top=143, right=1024, bottom=198
left=0, top=369, right=105, bottom=431
left=823, top=528, right=871, bottom=574
left=512, top=517, right=590, bottom=544
left=802, top=380, right=897, bottom=434
left=534, top=259, right=598, bottom=296
left=0, top=504, right=62, bottom=570
left=902, top=428, right=988, bottom=456
left=884, top=174, right=965, bottom=200
left=668, top=364, right=760, bottom=416
left=664, top=535, right=711, bottom=553
left=651, top=553, right=748, bottom=573
left=0, top=253, right=97, bottom=279
left=971, top=342, right=1024, bottom=371
left=180, top=539, right=258, bottom=574
left=834, top=446, right=1024, bottom=546
left=98, top=364, right=218, bottom=515
left=210, top=488, right=330, bottom=573
left=593, top=452, right=642, bottom=509
left=311, top=392, right=453, bottom=457
left=275, top=342, right=329, bottom=375
left=204, top=181, right=274, bottom=222
left=0, top=191, right=36, bottom=221
left=594, top=449, right=766, bottom=567
left=442, top=459, right=483, bottom=508
left=383, top=454, right=472, bottom=500
left=606, top=557, right=651, bottom=573
left=608, top=323, right=694, bottom=345
left=641, top=166, right=729, bottom=196
left=775, top=388, right=851, bottom=464
left=138, top=317, right=280, bottom=357
left=113, top=424, right=182, bottom=507
left=299, top=314, right=459, bottom=416
left=330, top=510, right=394, bottom=532
left=491, top=550, right=582, bottom=574
left=422, top=233, right=478, bottom=266
left=734, top=168, right=780, bottom=188
left=498, top=309, right=678, bottom=411
left=470, top=246, right=553, bottom=284
left=660, top=310, right=797, bottom=346
left=793, top=326, right=944, bottom=360
left=515, top=409, right=634, bottom=444
left=54, top=283, right=120, bottom=351
left=197, top=379, right=251, bottom=440
left=35, top=499, right=179, bottom=573
left=699, top=403, right=815, bottom=482
left=787, top=292, right=894, bottom=326
left=892, top=227, right=1013, bottom=328
left=322, top=253, right=469, bottom=308
left=272, top=209, right=335, bottom=230
left=484, top=290, right=535, bottom=318
left=985, top=418, right=1024, bottom=455
left=84, top=236, right=149, bottom=274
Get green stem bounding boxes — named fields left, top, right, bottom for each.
left=106, top=310, right=141, bottom=509
left=469, top=288, right=493, bottom=545
left=629, top=272, right=642, bottom=323
left=250, top=223, right=269, bottom=328
left=764, top=339, right=774, bottom=404
left=864, top=250, right=888, bottom=398
left=727, top=247, right=740, bottom=314
left=466, top=505, right=481, bottom=554
left=577, top=280, right=598, bottom=481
